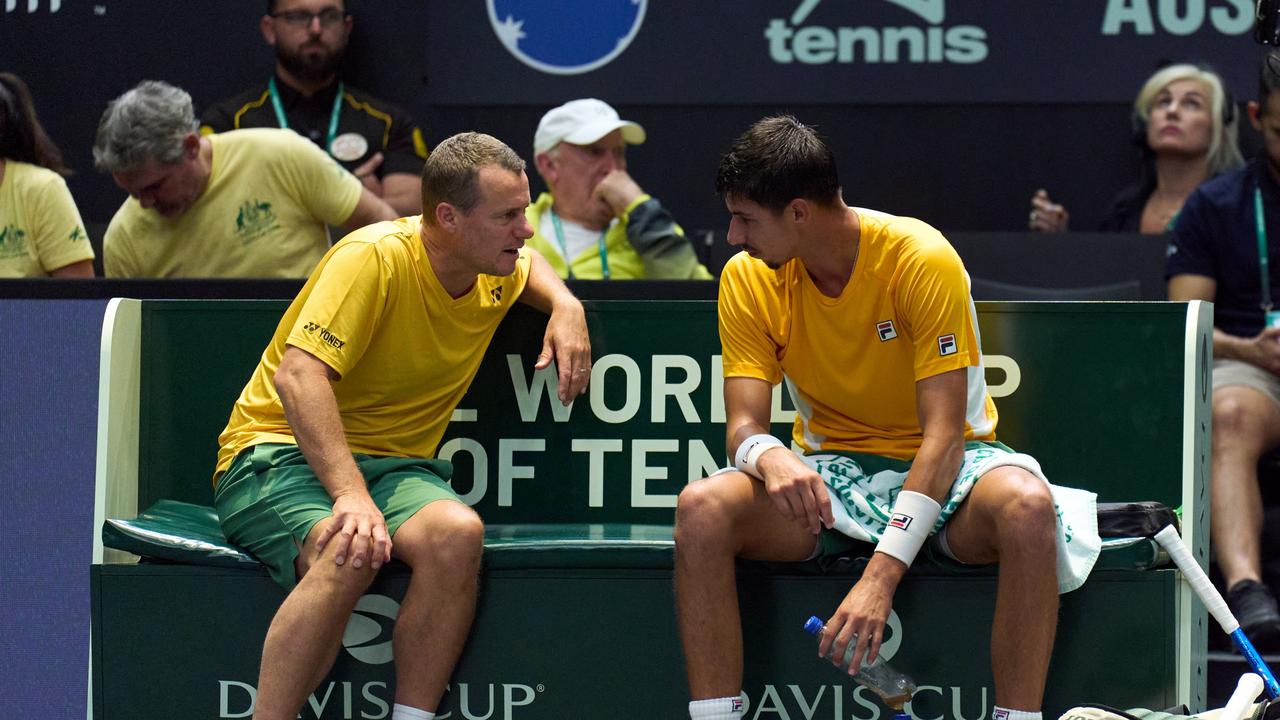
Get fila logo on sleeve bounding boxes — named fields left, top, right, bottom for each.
left=889, top=513, right=912, bottom=530
left=876, top=320, right=898, bottom=341
left=937, top=333, right=957, bottom=356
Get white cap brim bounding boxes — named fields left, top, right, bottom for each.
left=560, top=119, right=646, bottom=148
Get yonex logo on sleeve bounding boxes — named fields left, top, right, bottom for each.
left=302, top=321, right=346, bottom=349
left=876, top=320, right=897, bottom=341
left=937, top=333, right=957, bottom=356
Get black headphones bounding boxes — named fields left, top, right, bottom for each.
left=1130, top=63, right=1237, bottom=150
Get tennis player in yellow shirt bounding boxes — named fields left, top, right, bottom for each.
left=675, top=116, right=1100, bottom=720
left=213, top=132, right=590, bottom=720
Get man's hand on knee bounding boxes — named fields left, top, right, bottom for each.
left=317, top=491, right=392, bottom=570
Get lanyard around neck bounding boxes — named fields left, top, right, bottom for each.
left=268, top=76, right=344, bottom=154
left=1257, top=185, right=1273, bottom=312
left=549, top=208, right=609, bottom=280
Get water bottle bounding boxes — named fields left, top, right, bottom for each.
left=803, top=615, right=917, bottom=712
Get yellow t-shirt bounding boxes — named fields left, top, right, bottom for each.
left=215, top=216, right=531, bottom=474
left=103, top=128, right=362, bottom=278
left=0, top=160, right=94, bottom=277
left=718, top=209, right=997, bottom=460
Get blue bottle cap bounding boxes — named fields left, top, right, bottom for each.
left=803, top=616, right=825, bottom=636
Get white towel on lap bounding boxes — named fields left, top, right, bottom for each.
left=813, top=446, right=1101, bottom=594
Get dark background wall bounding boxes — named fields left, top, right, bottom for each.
left=0, top=0, right=1267, bottom=264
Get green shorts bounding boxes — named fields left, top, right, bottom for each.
left=214, top=443, right=460, bottom=589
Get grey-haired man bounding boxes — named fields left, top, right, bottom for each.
left=94, top=80, right=395, bottom=278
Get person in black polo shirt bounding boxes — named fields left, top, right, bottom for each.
left=1168, top=50, right=1280, bottom=649
left=201, top=0, right=428, bottom=216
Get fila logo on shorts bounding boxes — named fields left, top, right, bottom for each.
left=877, top=320, right=898, bottom=341
left=889, top=513, right=913, bottom=530
left=937, top=333, right=957, bottom=356
left=733, top=698, right=745, bottom=712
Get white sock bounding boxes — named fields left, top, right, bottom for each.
left=391, top=704, right=435, bottom=720
left=690, top=694, right=745, bottom=719
left=993, top=707, right=1041, bottom=720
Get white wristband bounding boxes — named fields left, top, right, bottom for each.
left=734, top=434, right=785, bottom=479
left=875, top=490, right=942, bottom=567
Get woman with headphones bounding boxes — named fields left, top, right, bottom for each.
left=0, top=71, right=95, bottom=277
left=1029, top=63, right=1244, bottom=235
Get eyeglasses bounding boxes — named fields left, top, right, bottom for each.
left=272, top=8, right=346, bottom=29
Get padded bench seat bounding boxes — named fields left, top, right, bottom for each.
left=103, top=499, right=1169, bottom=575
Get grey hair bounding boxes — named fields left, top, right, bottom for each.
left=93, top=80, right=198, bottom=173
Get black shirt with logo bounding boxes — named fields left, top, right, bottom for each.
left=200, top=75, right=428, bottom=178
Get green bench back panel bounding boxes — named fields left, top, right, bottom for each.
left=136, top=300, right=1195, bottom=521
left=137, top=301, right=289, bottom=509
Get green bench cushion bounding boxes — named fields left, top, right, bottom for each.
left=102, top=500, right=676, bottom=570
left=102, top=499, right=258, bottom=568
left=104, top=499, right=1167, bottom=574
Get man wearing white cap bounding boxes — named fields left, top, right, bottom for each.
left=529, top=98, right=712, bottom=280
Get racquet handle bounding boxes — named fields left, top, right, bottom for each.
left=1155, top=525, right=1237, bottom=633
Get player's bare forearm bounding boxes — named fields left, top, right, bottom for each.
left=901, top=432, right=964, bottom=503
left=274, top=345, right=365, bottom=499
left=908, top=368, right=967, bottom=501
left=724, top=376, right=775, bottom=458
left=519, top=249, right=580, bottom=316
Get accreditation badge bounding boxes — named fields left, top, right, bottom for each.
left=330, top=132, right=369, bottom=162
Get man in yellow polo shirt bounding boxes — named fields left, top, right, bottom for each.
left=213, top=132, right=591, bottom=720
left=93, top=80, right=396, bottom=278
left=528, top=98, right=712, bottom=280
left=674, top=117, right=1100, bottom=720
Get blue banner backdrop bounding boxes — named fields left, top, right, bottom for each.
left=426, top=0, right=1260, bottom=104
left=0, top=0, right=1262, bottom=107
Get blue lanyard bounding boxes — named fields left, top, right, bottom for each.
left=1257, top=185, right=1273, bottom=312
left=549, top=208, right=609, bottom=280
left=268, top=77, right=344, bottom=154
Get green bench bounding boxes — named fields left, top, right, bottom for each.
left=90, top=299, right=1212, bottom=720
